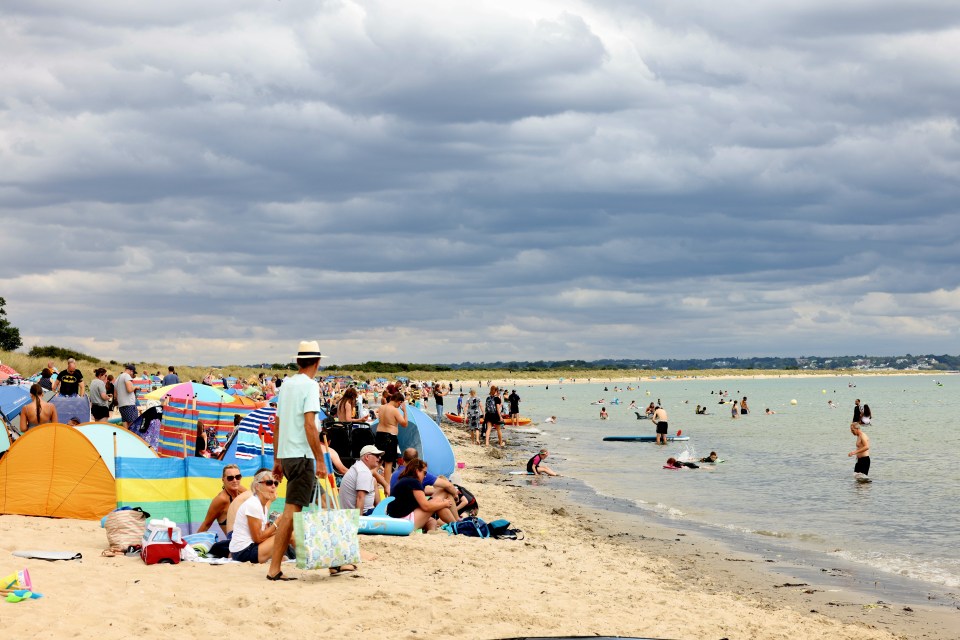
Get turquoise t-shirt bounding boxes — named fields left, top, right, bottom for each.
left=275, top=373, right=321, bottom=459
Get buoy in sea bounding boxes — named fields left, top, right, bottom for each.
left=790, top=399, right=798, bottom=405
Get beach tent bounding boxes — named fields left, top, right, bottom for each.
left=50, top=394, right=91, bottom=424
left=74, top=423, right=158, bottom=477
left=158, top=398, right=255, bottom=458
left=371, top=404, right=456, bottom=477
left=115, top=456, right=282, bottom=535
left=0, top=424, right=115, bottom=519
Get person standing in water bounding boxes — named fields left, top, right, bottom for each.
left=651, top=405, right=669, bottom=445
left=848, top=422, right=871, bottom=479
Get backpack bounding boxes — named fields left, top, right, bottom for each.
left=487, top=518, right=524, bottom=540
left=441, top=516, right=490, bottom=538
left=484, top=396, right=497, bottom=414
left=455, top=484, right=478, bottom=516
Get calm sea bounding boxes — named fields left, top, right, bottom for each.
left=482, top=374, right=959, bottom=599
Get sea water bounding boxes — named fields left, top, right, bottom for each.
left=482, top=374, right=959, bottom=600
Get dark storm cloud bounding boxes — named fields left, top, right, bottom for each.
left=1, top=1, right=959, bottom=364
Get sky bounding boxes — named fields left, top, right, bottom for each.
left=1, top=1, right=959, bottom=366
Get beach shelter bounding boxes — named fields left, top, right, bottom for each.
left=158, top=397, right=254, bottom=458
left=115, top=455, right=282, bottom=535
left=0, top=424, right=115, bottom=519
left=371, top=404, right=456, bottom=477
left=0, top=387, right=30, bottom=430
left=50, top=394, right=91, bottom=424
left=221, top=406, right=276, bottom=463
left=74, top=423, right=158, bottom=477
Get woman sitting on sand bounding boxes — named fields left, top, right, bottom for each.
left=386, top=460, right=456, bottom=532
left=19, top=383, right=57, bottom=432
left=228, top=470, right=285, bottom=563
left=198, top=464, right=248, bottom=534
left=527, top=449, right=559, bottom=476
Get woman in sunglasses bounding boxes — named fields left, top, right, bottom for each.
left=198, top=465, right=248, bottom=534
left=229, top=470, right=285, bottom=563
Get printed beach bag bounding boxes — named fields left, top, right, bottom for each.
left=293, top=507, right=361, bottom=570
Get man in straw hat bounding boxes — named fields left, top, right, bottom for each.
left=266, top=340, right=328, bottom=581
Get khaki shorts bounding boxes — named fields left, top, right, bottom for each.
left=280, top=457, right=317, bottom=507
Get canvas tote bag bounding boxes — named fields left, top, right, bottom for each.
left=292, top=497, right=361, bottom=570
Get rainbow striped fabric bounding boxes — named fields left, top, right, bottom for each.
left=158, top=398, right=255, bottom=458
left=115, top=456, right=285, bottom=535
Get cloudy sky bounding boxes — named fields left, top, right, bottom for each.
left=2, top=1, right=959, bottom=366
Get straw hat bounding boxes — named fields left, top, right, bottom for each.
left=295, top=340, right=326, bottom=359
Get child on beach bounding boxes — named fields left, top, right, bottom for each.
left=527, top=449, right=559, bottom=476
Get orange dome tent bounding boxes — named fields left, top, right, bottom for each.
left=0, top=424, right=116, bottom=520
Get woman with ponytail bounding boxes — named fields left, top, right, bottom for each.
left=19, top=383, right=58, bottom=432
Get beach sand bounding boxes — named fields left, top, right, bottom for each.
left=2, top=422, right=957, bottom=640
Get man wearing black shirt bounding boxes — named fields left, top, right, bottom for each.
left=54, top=358, right=84, bottom=396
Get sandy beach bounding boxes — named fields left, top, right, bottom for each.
left=2, top=420, right=957, bottom=640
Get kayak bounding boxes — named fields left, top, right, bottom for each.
left=445, top=413, right=464, bottom=423
left=602, top=435, right=690, bottom=442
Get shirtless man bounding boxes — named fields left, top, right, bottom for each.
left=651, top=405, right=669, bottom=445
left=376, top=392, right=408, bottom=492
left=848, top=422, right=871, bottom=479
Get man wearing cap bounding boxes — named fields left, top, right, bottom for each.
left=267, top=341, right=327, bottom=581
left=339, top=444, right=383, bottom=516
left=116, top=364, right=138, bottom=429
left=54, top=358, right=84, bottom=397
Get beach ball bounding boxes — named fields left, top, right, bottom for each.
left=822, top=389, right=826, bottom=394
left=790, top=399, right=798, bottom=405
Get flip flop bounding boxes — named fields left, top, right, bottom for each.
left=266, top=572, right=297, bottom=581
left=329, top=564, right=357, bottom=576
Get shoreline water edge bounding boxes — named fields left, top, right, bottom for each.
left=2, top=411, right=958, bottom=639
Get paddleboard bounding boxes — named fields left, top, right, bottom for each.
left=856, top=476, right=872, bottom=484
left=602, top=435, right=690, bottom=442
left=509, top=471, right=534, bottom=475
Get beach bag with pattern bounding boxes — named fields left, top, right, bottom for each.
left=104, top=507, right=151, bottom=552
left=293, top=508, right=361, bottom=570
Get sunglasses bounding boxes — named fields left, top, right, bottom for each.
left=260, top=479, right=279, bottom=487
left=225, top=474, right=242, bottom=481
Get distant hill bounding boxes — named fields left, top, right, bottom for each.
left=321, top=354, right=960, bottom=373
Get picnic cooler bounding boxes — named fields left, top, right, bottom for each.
left=141, top=517, right=187, bottom=565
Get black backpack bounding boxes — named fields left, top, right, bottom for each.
left=455, top=484, right=478, bottom=516
left=484, top=395, right=497, bottom=414
left=487, top=518, right=524, bottom=540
